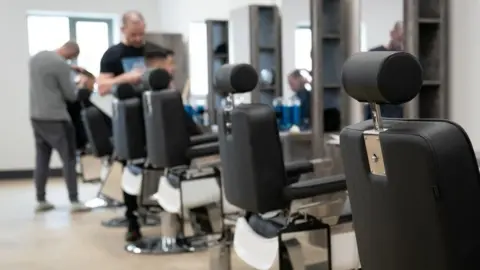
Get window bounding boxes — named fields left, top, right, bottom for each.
left=295, top=27, right=312, bottom=71
left=27, top=15, right=113, bottom=76
left=361, top=22, right=368, bottom=52
left=188, top=22, right=209, bottom=97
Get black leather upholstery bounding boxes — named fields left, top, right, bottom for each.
left=81, top=106, right=113, bottom=157
left=229, top=104, right=289, bottom=213
left=342, top=51, right=423, bottom=104
left=186, top=142, right=219, bottom=159
left=340, top=119, right=480, bottom=270
left=143, top=90, right=190, bottom=168
left=217, top=108, right=240, bottom=204
left=190, top=133, right=218, bottom=146
left=214, top=64, right=258, bottom=96
left=285, top=160, right=314, bottom=179
left=283, top=174, right=346, bottom=201
left=112, top=97, right=146, bottom=160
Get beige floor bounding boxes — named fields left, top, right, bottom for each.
left=0, top=177, right=331, bottom=270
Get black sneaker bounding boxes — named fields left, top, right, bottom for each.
left=125, top=229, right=143, bottom=242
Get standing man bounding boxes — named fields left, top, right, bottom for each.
left=97, top=11, right=151, bottom=242
left=365, top=21, right=404, bottom=120
left=288, top=69, right=340, bottom=131
left=29, top=41, right=91, bottom=213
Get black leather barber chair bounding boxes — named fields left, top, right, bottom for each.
left=111, top=83, right=163, bottom=228
left=215, top=63, right=360, bottom=270
left=340, top=51, right=480, bottom=270
left=125, top=86, right=230, bottom=255
left=70, top=88, right=103, bottom=183
left=77, top=88, right=126, bottom=212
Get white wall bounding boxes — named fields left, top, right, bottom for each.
left=361, top=0, right=403, bottom=49
left=450, top=1, right=480, bottom=149
left=280, top=0, right=309, bottom=98
left=0, top=0, right=160, bottom=170
left=157, top=0, right=279, bottom=39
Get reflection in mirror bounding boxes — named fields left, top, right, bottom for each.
left=361, top=0, right=403, bottom=120
left=188, top=22, right=209, bottom=98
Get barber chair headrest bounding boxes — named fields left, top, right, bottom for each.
left=214, top=63, right=258, bottom=96
left=113, top=69, right=172, bottom=99
left=341, top=51, right=423, bottom=105
left=146, top=68, right=172, bottom=91
left=112, top=84, right=137, bottom=100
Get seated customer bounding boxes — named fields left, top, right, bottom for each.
left=125, top=45, right=203, bottom=242
left=67, top=68, right=96, bottom=150
left=144, top=43, right=202, bottom=136
left=288, top=69, right=340, bottom=131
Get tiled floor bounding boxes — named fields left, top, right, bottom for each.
left=0, top=172, right=335, bottom=269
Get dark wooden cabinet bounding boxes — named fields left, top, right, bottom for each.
left=404, top=0, right=449, bottom=118
left=206, top=20, right=229, bottom=124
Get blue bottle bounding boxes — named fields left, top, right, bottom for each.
left=282, top=98, right=293, bottom=131
left=291, top=95, right=302, bottom=128
left=196, top=104, right=206, bottom=126
left=273, top=97, right=283, bottom=130
left=184, top=104, right=195, bottom=118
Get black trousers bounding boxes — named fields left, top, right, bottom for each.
left=124, top=190, right=139, bottom=230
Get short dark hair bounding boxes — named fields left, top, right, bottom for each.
left=145, top=43, right=174, bottom=60
left=289, top=69, right=303, bottom=78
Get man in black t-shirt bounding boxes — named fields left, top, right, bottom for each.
left=365, top=21, right=404, bottom=120
left=97, top=11, right=147, bottom=96
left=97, top=11, right=149, bottom=242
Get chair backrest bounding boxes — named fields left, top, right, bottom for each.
left=341, top=119, right=480, bottom=270
left=224, top=103, right=289, bottom=213
left=340, top=51, right=480, bottom=270
left=81, top=106, right=113, bottom=157
left=112, top=97, right=146, bottom=160
left=143, top=90, right=190, bottom=168
left=217, top=107, right=240, bottom=203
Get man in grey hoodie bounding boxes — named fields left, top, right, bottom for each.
left=29, top=41, right=91, bottom=213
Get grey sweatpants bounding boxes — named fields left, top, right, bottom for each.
left=31, top=119, right=78, bottom=202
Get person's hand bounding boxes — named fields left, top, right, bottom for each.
left=71, top=65, right=85, bottom=73
left=124, top=68, right=144, bottom=84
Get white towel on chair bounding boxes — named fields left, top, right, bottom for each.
left=121, top=167, right=143, bottom=196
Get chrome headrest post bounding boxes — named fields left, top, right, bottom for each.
left=223, top=94, right=234, bottom=134
left=224, top=94, right=234, bottom=111
left=369, top=102, right=384, bottom=131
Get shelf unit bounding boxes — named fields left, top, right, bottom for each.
left=229, top=5, right=282, bottom=105
left=404, top=0, right=449, bottom=118
left=310, top=0, right=348, bottom=139
left=206, top=20, right=229, bottom=125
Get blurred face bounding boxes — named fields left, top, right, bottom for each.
left=163, top=55, right=176, bottom=75
left=122, top=21, right=146, bottom=47
left=288, top=76, right=304, bottom=92
left=66, top=49, right=79, bottom=60
left=390, top=25, right=404, bottom=50
left=146, top=55, right=175, bottom=74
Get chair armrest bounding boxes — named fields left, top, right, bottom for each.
left=285, top=160, right=314, bottom=179
left=186, top=142, right=220, bottom=159
left=190, top=133, right=218, bottom=146
left=283, top=174, right=346, bottom=201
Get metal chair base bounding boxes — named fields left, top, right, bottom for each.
left=85, top=197, right=122, bottom=210
left=101, top=215, right=161, bottom=228
left=125, top=236, right=208, bottom=254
